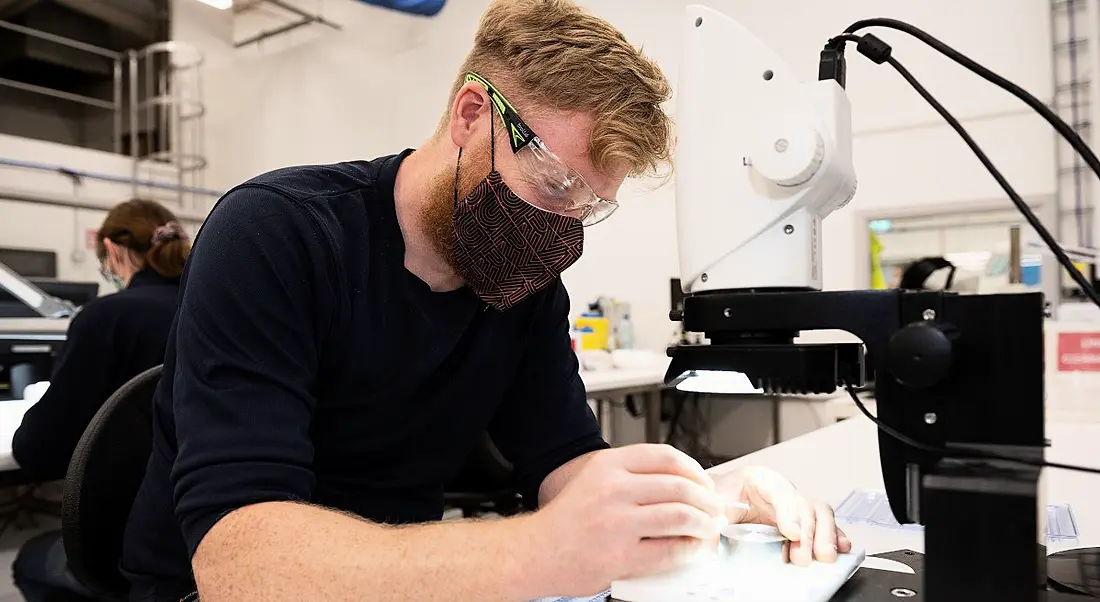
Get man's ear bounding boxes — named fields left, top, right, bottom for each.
left=448, top=82, right=490, bottom=149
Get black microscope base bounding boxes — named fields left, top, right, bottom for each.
left=832, top=550, right=1089, bottom=602
left=832, top=549, right=925, bottom=602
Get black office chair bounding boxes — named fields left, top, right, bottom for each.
left=444, top=433, right=522, bottom=517
left=62, top=365, right=161, bottom=599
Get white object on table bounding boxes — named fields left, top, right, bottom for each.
left=611, top=540, right=864, bottom=602
left=609, top=349, right=657, bottom=370
left=833, top=488, right=1081, bottom=541
left=0, top=398, right=36, bottom=472
left=22, top=381, right=49, bottom=404
left=579, top=350, right=615, bottom=372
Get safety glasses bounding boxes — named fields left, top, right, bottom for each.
left=465, top=72, right=619, bottom=227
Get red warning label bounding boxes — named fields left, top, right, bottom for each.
left=1058, top=332, right=1100, bottom=372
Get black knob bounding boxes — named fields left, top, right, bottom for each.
left=887, top=321, right=956, bottom=388
left=670, top=309, right=684, bottom=321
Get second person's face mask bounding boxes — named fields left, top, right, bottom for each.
left=450, top=114, right=584, bottom=311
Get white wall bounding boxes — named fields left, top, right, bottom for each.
left=177, top=0, right=1056, bottom=351
left=0, top=134, right=211, bottom=294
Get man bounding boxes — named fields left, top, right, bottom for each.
left=121, top=1, right=851, bottom=600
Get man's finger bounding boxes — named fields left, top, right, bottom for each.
left=615, top=444, right=714, bottom=489
left=629, top=474, right=725, bottom=518
left=635, top=502, right=725, bottom=540
left=812, top=501, right=839, bottom=563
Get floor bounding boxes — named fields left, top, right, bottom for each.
left=0, top=514, right=56, bottom=602
left=0, top=483, right=67, bottom=602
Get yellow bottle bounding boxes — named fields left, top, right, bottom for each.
left=574, top=312, right=610, bottom=350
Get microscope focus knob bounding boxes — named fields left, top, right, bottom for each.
left=886, top=321, right=956, bottom=388
left=751, top=118, right=825, bottom=187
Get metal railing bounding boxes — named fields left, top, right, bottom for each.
left=0, top=19, right=125, bottom=155
left=0, top=20, right=208, bottom=206
left=129, top=41, right=208, bottom=206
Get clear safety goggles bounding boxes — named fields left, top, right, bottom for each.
left=466, top=72, right=619, bottom=227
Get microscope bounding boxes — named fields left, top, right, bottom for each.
left=664, top=6, right=1091, bottom=601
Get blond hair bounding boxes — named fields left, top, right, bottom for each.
left=442, top=0, right=673, bottom=178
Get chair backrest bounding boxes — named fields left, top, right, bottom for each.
left=62, top=364, right=162, bottom=598
left=447, top=432, right=513, bottom=490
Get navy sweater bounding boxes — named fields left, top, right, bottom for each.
left=12, top=269, right=179, bottom=482
left=121, top=151, right=607, bottom=600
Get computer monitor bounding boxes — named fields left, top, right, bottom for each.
left=0, top=248, right=57, bottom=278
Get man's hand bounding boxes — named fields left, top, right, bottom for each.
left=716, top=466, right=852, bottom=566
left=530, top=444, right=727, bottom=596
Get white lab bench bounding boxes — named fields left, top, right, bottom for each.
left=0, top=399, right=32, bottom=472
left=581, top=365, right=668, bottom=445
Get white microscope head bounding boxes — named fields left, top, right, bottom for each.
left=676, top=5, right=858, bottom=294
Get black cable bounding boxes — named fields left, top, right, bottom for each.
left=845, top=16, right=1100, bottom=180
left=832, top=20, right=1100, bottom=307
left=665, top=393, right=685, bottom=446
left=832, top=32, right=862, bottom=45
left=686, top=393, right=724, bottom=468
left=842, top=18, right=1100, bottom=181
left=664, top=391, right=726, bottom=467
left=887, top=54, right=1099, bottom=306
left=844, top=384, right=1100, bottom=475
left=827, top=23, right=1100, bottom=477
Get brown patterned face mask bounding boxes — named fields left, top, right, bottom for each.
left=451, top=114, right=584, bottom=311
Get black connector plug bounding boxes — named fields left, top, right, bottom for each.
left=819, top=33, right=894, bottom=86
left=818, top=40, right=848, bottom=88
left=856, top=33, right=892, bottom=64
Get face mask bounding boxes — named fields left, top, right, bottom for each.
left=451, top=116, right=584, bottom=311
left=107, top=272, right=125, bottom=291
left=102, top=269, right=123, bottom=290
left=99, top=263, right=125, bottom=291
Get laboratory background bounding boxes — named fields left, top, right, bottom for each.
left=0, top=0, right=1098, bottom=601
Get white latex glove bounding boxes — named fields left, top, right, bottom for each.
left=717, top=466, right=852, bottom=566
